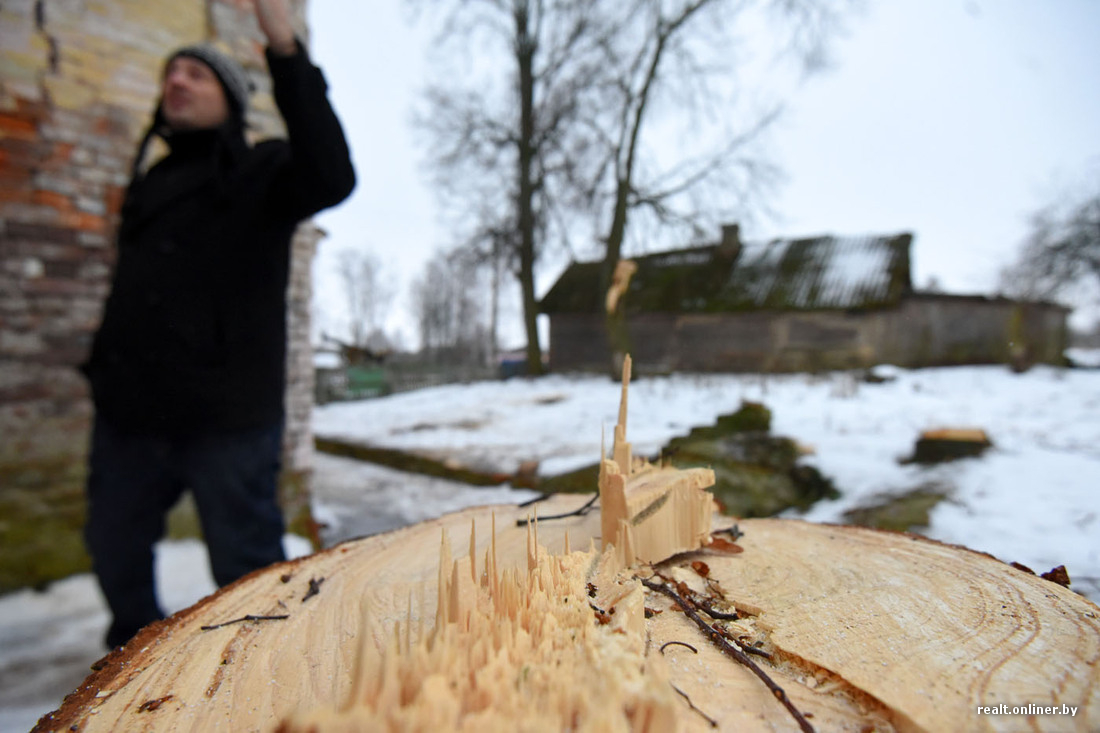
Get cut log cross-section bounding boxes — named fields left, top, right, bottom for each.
left=35, top=357, right=1100, bottom=732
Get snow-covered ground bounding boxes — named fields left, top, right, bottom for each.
left=313, top=362, right=1100, bottom=594
left=2, top=361, right=1099, bottom=732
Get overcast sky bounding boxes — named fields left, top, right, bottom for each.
left=305, top=0, right=1100, bottom=347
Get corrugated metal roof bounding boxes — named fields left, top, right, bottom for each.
left=726, top=235, right=909, bottom=310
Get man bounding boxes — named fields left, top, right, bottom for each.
left=81, top=0, right=355, bottom=649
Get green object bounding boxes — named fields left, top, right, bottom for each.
left=842, top=484, right=952, bottom=532
left=536, top=400, right=839, bottom=519
left=345, top=366, right=389, bottom=399
left=0, top=459, right=90, bottom=593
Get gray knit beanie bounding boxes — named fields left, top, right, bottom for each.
left=167, top=44, right=253, bottom=116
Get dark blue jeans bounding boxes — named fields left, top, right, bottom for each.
left=84, top=416, right=287, bottom=648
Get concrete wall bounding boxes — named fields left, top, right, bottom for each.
left=0, top=0, right=317, bottom=592
left=547, top=295, right=1067, bottom=375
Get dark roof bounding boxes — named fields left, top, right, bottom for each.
left=540, top=232, right=913, bottom=314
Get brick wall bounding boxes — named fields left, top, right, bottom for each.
left=0, top=0, right=319, bottom=592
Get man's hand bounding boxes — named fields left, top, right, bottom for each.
left=253, top=0, right=297, bottom=56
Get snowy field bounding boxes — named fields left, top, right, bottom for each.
left=2, top=359, right=1099, bottom=731
left=313, top=359, right=1100, bottom=593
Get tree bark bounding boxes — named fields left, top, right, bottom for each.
left=602, top=183, right=633, bottom=380
left=515, top=1, right=545, bottom=376
left=598, top=3, right=713, bottom=380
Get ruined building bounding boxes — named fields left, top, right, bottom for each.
left=542, top=224, right=1069, bottom=374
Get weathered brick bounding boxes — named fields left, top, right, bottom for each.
left=32, top=189, right=73, bottom=210
left=2, top=255, right=44, bottom=278
left=77, top=230, right=110, bottom=248
left=0, top=381, right=52, bottom=403
left=0, top=137, right=50, bottom=169
left=0, top=187, right=34, bottom=205
left=43, top=259, right=81, bottom=279
left=0, top=328, right=45, bottom=356
left=74, top=195, right=106, bottom=216
left=3, top=220, right=79, bottom=245
left=58, top=209, right=108, bottom=233
left=40, top=334, right=91, bottom=365
left=0, top=112, right=37, bottom=139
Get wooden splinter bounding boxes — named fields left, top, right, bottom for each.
left=279, top=511, right=679, bottom=732
left=599, top=355, right=717, bottom=566
left=277, top=355, right=724, bottom=731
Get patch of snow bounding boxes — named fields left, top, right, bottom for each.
left=1066, top=347, right=1100, bottom=367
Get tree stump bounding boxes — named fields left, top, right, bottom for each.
left=906, top=428, right=994, bottom=463
left=33, top=499, right=1099, bottom=732
left=35, top=360, right=1099, bottom=731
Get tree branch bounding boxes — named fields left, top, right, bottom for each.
left=640, top=575, right=815, bottom=732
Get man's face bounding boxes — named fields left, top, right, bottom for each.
left=160, top=56, right=230, bottom=131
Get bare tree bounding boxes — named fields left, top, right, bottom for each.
left=410, top=0, right=856, bottom=377
left=336, top=249, right=394, bottom=350
left=412, top=257, right=452, bottom=353
left=999, top=184, right=1100, bottom=304
left=586, top=0, right=851, bottom=377
left=411, top=250, right=492, bottom=364
left=411, top=0, right=610, bottom=375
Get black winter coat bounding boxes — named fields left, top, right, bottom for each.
left=84, top=45, right=356, bottom=437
